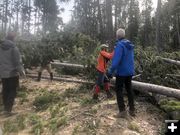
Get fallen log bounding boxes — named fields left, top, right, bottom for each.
left=166, top=74, right=180, bottom=78
left=51, top=62, right=85, bottom=69
left=26, top=74, right=94, bottom=84
left=157, top=56, right=180, bottom=66
left=26, top=74, right=180, bottom=99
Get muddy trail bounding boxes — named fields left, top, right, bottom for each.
left=0, top=77, right=166, bottom=135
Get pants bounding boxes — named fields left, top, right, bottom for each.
left=96, top=70, right=109, bottom=87
left=115, top=76, right=135, bottom=112
left=39, top=64, right=52, bottom=73
left=1, top=76, right=19, bottom=112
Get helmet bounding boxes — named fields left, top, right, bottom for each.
left=100, top=44, right=109, bottom=49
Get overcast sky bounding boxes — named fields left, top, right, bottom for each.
left=61, top=0, right=158, bottom=23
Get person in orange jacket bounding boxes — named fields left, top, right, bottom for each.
left=93, top=44, right=114, bottom=100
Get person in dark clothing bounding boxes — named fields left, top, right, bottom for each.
left=108, top=28, right=135, bottom=117
left=37, top=46, right=53, bottom=81
left=0, top=32, right=25, bottom=115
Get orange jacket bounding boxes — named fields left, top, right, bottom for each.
left=96, top=50, right=114, bottom=73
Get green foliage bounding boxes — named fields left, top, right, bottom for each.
left=80, top=97, right=96, bottom=106
left=3, top=115, right=26, bottom=133
left=128, top=121, right=140, bottom=133
left=135, top=46, right=180, bottom=89
left=49, top=103, right=68, bottom=118
left=28, top=114, right=44, bottom=135
left=17, top=85, right=29, bottom=104
left=33, top=91, right=61, bottom=111
left=160, top=99, right=180, bottom=112
left=48, top=116, right=68, bottom=134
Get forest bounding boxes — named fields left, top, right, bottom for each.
left=0, top=0, right=180, bottom=135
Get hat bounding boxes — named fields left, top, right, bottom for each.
left=100, top=44, right=109, bottom=49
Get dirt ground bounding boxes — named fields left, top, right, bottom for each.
left=0, top=78, right=166, bottom=135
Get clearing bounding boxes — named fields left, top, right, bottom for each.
left=0, top=77, right=166, bottom=135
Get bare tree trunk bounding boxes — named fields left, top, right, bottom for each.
left=28, top=0, right=31, bottom=33
left=114, top=0, right=118, bottom=33
left=156, top=0, right=162, bottom=52
left=106, top=0, right=113, bottom=40
left=176, top=14, right=180, bottom=48
left=97, top=0, right=103, bottom=40
left=4, top=0, right=8, bottom=34
left=1, top=1, right=5, bottom=32
left=16, top=6, right=19, bottom=32
left=34, top=8, right=37, bottom=35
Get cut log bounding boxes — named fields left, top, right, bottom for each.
left=51, top=62, right=85, bottom=69
left=132, top=81, right=180, bottom=99
left=26, top=74, right=180, bottom=99
left=157, top=56, right=180, bottom=66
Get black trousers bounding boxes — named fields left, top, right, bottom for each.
left=1, top=76, right=19, bottom=112
left=115, top=76, right=135, bottom=112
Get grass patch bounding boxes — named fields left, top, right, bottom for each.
left=160, top=99, right=180, bottom=112
left=49, top=103, right=68, bottom=118
left=33, top=91, right=62, bottom=111
left=3, top=115, right=26, bottom=134
left=48, top=116, right=68, bottom=134
left=17, top=85, right=29, bottom=104
left=72, top=125, right=80, bottom=135
left=28, top=113, right=44, bottom=135
left=80, top=97, right=96, bottom=106
left=128, top=121, right=140, bottom=133
left=83, top=119, right=99, bottom=135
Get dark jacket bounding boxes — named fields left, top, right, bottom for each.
left=0, top=40, right=24, bottom=78
left=109, top=39, right=134, bottom=76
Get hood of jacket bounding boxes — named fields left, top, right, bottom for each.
left=120, top=39, right=134, bottom=50
left=0, top=40, right=15, bottom=50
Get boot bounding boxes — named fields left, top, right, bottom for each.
left=37, top=72, right=41, bottom=81
left=93, top=94, right=99, bottom=100
left=92, top=85, right=100, bottom=100
left=104, top=83, right=113, bottom=98
left=106, top=90, right=113, bottom=99
left=50, top=73, right=53, bottom=81
left=114, top=111, right=127, bottom=118
left=129, top=110, right=136, bottom=117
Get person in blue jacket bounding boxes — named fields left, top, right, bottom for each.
left=108, top=28, right=135, bottom=117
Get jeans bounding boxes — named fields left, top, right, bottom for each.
left=115, top=76, right=135, bottom=112
left=1, top=76, right=19, bottom=112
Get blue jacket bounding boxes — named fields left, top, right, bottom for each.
left=109, top=39, right=134, bottom=76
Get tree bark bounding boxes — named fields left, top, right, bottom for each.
left=156, top=0, right=162, bottom=51
left=157, top=57, right=180, bottom=66
left=97, top=0, right=104, bottom=40
left=51, top=62, right=85, bottom=69
left=105, top=0, right=113, bottom=40
left=4, top=0, right=8, bottom=34
left=176, top=13, right=180, bottom=48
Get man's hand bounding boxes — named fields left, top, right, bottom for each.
left=19, top=70, right=26, bottom=78
left=106, top=72, right=113, bottom=79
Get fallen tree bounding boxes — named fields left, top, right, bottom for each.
left=51, top=62, right=85, bottom=69
left=157, top=56, right=180, bottom=66
left=26, top=74, right=180, bottom=100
